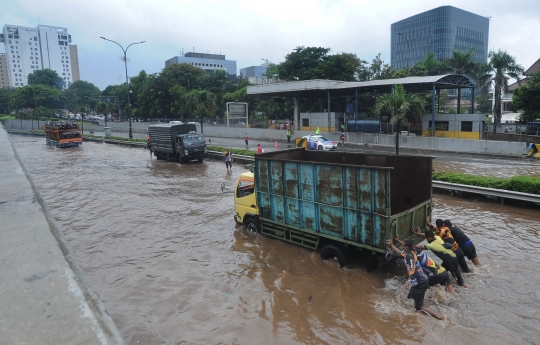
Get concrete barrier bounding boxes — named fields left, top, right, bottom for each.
left=5, top=120, right=527, bottom=156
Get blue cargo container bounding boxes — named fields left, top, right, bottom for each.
left=235, top=148, right=433, bottom=270
left=347, top=119, right=380, bottom=133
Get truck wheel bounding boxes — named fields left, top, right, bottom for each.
left=320, top=243, right=351, bottom=268
left=245, top=218, right=260, bottom=233
left=197, top=158, right=204, bottom=163
left=361, top=249, right=380, bottom=272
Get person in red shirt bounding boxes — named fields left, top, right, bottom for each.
left=244, top=133, right=249, bottom=148
left=257, top=143, right=263, bottom=154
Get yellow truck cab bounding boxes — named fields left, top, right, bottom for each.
left=234, top=172, right=259, bottom=231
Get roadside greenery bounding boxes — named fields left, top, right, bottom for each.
left=433, top=171, right=540, bottom=195
left=207, top=145, right=255, bottom=156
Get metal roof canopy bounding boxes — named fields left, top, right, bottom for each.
left=247, top=74, right=475, bottom=98
left=247, top=74, right=476, bottom=141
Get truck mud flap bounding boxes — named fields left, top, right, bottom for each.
left=261, top=219, right=319, bottom=250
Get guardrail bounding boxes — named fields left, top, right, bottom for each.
left=432, top=181, right=540, bottom=205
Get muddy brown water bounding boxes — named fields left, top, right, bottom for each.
left=10, top=135, right=540, bottom=345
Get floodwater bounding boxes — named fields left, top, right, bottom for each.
left=10, top=135, right=540, bottom=345
left=434, top=156, right=540, bottom=178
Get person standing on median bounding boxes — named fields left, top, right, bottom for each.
left=244, top=133, right=249, bottom=148
left=287, top=129, right=291, bottom=143
left=315, top=127, right=320, bottom=135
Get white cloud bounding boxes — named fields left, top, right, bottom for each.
left=1, top=0, right=538, bottom=89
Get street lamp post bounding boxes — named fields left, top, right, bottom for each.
left=398, top=32, right=411, bottom=70
left=100, top=37, right=145, bottom=139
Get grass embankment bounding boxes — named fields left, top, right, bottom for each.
left=433, top=172, right=540, bottom=195
left=207, top=145, right=256, bottom=156
left=0, top=115, right=16, bottom=119
left=83, top=134, right=147, bottom=143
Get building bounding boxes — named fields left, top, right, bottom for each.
left=0, top=24, right=80, bottom=88
left=240, top=63, right=268, bottom=78
left=391, top=6, right=489, bottom=70
left=495, top=57, right=540, bottom=121
left=0, top=53, right=8, bottom=88
left=69, top=44, right=80, bottom=83
left=165, top=52, right=236, bottom=79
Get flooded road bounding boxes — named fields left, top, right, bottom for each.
left=10, top=135, right=540, bottom=345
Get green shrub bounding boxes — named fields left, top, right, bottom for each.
left=433, top=171, right=540, bottom=195
left=50, top=118, right=60, bottom=121
left=207, top=145, right=256, bottom=156
left=40, top=117, right=48, bottom=121
left=507, top=176, right=540, bottom=195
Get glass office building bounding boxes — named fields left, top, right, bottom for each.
left=391, top=6, right=489, bottom=70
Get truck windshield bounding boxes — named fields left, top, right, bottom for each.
left=180, top=135, right=204, bottom=146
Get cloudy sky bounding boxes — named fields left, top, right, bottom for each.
left=2, top=0, right=538, bottom=90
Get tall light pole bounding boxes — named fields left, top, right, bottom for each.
left=398, top=32, right=411, bottom=70
left=101, top=37, right=145, bottom=139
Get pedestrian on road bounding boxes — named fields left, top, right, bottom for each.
left=315, top=127, right=320, bottom=135
left=444, top=220, right=481, bottom=266
left=244, top=133, right=249, bottom=148
left=414, top=229, right=468, bottom=288
left=386, top=239, right=445, bottom=319
left=224, top=149, right=233, bottom=171
left=287, top=129, right=291, bottom=143
left=257, top=143, right=263, bottom=154
left=340, top=132, right=345, bottom=149
left=421, top=218, right=471, bottom=273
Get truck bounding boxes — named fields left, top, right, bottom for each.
left=234, top=148, right=433, bottom=270
left=42, top=121, right=82, bottom=148
left=148, top=123, right=206, bottom=162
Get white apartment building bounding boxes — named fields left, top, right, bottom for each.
left=0, top=24, right=80, bottom=88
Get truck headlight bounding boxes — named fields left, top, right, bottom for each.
left=184, top=149, right=189, bottom=155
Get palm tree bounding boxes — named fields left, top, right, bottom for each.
left=374, top=84, right=426, bottom=154
left=444, top=48, right=477, bottom=113
left=488, top=50, right=524, bottom=130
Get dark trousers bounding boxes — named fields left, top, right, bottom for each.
left=455, top=247, right=471, bottom=273
left=442, top=258, right=465, bottom=286
left=287, top=136, right=291, bottom=143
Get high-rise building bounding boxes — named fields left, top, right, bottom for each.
left=0, top=24, right=80, bottom=88
left=240, top=63, right=268, bottom=78
left=0, top=53, right=8, bottom=88
left=165, top=52, right=237, bottom=79
left=391, top=6, right=489, bottom=70
left=69, top=44, right=80, bottom=82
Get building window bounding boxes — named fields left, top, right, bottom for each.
left=302, top=119, right=309, bottom=127
left=429, top=121, right=449, bottom=131
left=461, top=121, right=473, bottom=132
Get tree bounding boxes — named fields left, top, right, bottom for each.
left=374, top=84, right=426, bottom=154
left=488, top=49, right=524, bottom=129
left=183, top=90, right=217, bottom=132
left=407, top=53, right=448, bottom=77
left=512, top=71, right=540, bottom=122
left=10, top=85, right=65, bottom=110
left=0, top=88, right=16, bottom=114
left=358, top=53, right=393, bottom=81
left=65, top=80, right=101, bottom=113
left=27, top=69, right=64, bottom=89
left=443, top=48, right=478, bottom=113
